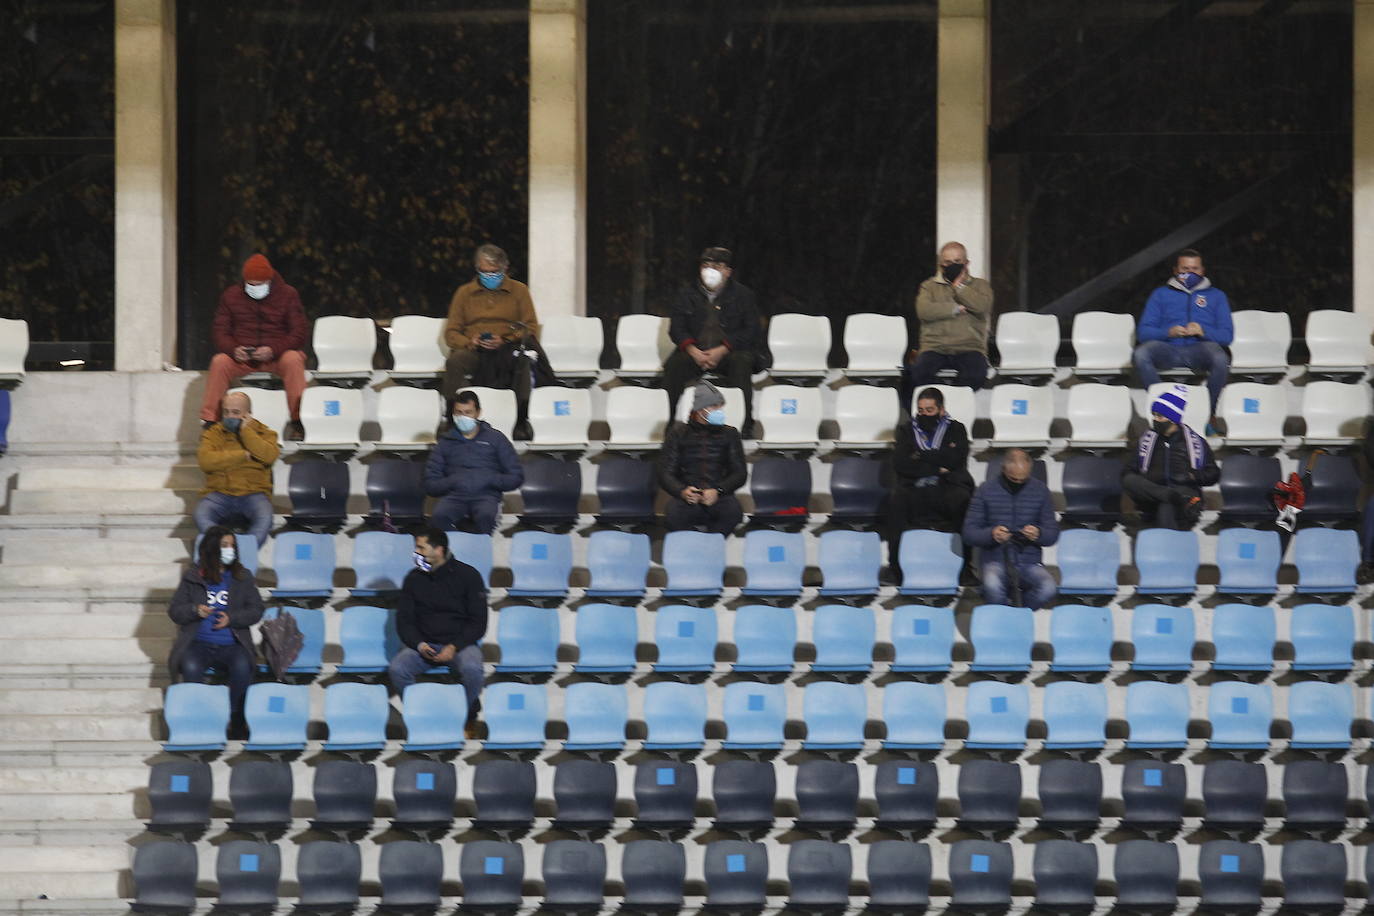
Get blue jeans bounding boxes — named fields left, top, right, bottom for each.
left=180, top=640, right=255, bottom=719
left=195, top=491, right=274, bottom=548
left=1132, top=339, right=1229, bottom=413
left=432, top=495, right=501, bottom=534
left=980, top=557, right=1057, bottom=610
left=389, top=644, right=485, bottom=717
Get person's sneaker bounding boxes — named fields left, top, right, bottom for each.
left=1205, top=417, right=1223, bottom=437
left=283, top=420, right=304, bottom=441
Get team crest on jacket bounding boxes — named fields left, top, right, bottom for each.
left=1195, top=297, right=1206, bottom=308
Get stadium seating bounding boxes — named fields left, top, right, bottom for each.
left=1229, top=309, right=1291, bottom=376
left=614, top=314, right=672, bottom=378
left=526, top=387, right=592, bottom=449
left=1305, top=308, right=1373, bottom=374
left=386, top=314, right=447, bottom=378
left=841, top=312, right=906, bottom=378
left=766, top=313, right=830, bottom=378
left=540, top=315, right=603, bottom=380
left=992, top=311, right=1058, bottom=379
left=1070, top=310, right=1133, bottom=377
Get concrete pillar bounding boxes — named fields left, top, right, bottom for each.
left=1356, top=1, right=1374, bottom=317
left=936, top=0, right=989, bottom=273
left=114, top=0, right=177, bottom=370
left=527, top=0, right=586, bottom=318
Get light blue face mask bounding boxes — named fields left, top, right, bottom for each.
left=221, top=416, right=242, bottom=433
left=478, top=270, right=505, bottom=290
left=706, top=408, right=727, bottom=426
left=454, top=414, right=478, bottom=433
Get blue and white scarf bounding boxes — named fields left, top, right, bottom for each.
left=1136, top=425, right=1206, bottom=473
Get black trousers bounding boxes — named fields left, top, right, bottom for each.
left=1122, top=472, right=1198, bottom=529
left=887, top=482, right=972, bottom=566
left=904, top=350, right=989, bottom=394
left=664, top=494, right=744, bottom=535
left=663, top=348, right=755, bottom=426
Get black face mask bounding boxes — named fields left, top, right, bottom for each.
left=1003, top=475, right=1027, bottom=493
left=1152, top=420, right=1173, bottom=436
left=942, top=262, right=965, bottom=284
left=915, top=413, right=939, bottom=433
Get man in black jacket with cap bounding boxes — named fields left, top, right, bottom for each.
left=659, top=380, right=747, bottom=534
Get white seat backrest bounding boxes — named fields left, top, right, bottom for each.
left=1145, top=383, right=1210, bottom=433
left=377, top=386, right=441, bottom=445
left=989, top=384, right=1054, bottom=440
left=388, top=316, right=449, bottom=372
left=300, top=386, right=364, bottom=444
left=1066, top=383, right=1133, bottom=442
left=527, top=387, right=592, bottom=444
left=843, top=313, right=907, bottom=371
left=835, top=385, right=898, bottom=443
left=927, top=385, right=977, bottom=428
left=230, top=387, right=289, bottom=435
left=541, top=315, right=603, bottom=374
left=767, top=313, right=830, bottom=371
left=616, top=315, right=672, bottom=372
left=674, top=386, right=747, bottom=427
left=1071, top=311, right=1134, bottom=370
left=994, top=312, right=1059, bottom=371
left=755, top=385, right=822, bottom=442
left=456, top=386, right=518, bottom=440
left=0, top=318, right=29, bottom=375
left=1229, top=311, right=1291, bottom=369
left=1306, top=310, right=1374, bottom=368
left=606, top=386, right=668, bottom=443
left=1302, top=381, right=1370, bottom=440
left=1217, top=382, right=1284, bottom=440
left=312, top=316, right=376, bottom=373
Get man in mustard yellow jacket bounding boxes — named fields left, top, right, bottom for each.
left=194, top=391, right=280, bottom=550
left=440, top=243, right=542, bottom=402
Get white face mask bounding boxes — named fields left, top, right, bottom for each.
left=700, top=267, right=724, bottom=291
left=244, top=281, right=270, bottom=300
left=219, top=546, right=237, bottom=566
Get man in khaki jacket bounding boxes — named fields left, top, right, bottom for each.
left=441, top=243, right=542, bottom=403
left=194, top=391, right=280, bottom=550
left=904, top=241, right=994, bottom=395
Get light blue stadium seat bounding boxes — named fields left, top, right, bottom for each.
left=449, top=531, right=494, bottom=588
left=811, top=604, right=875, bottom=674
left=483, top=682, right=548, bottom=751
left=493, top=605, right=560, bottom=675
left=660, top=531, right=726, bottom=599
left=1131, top=604, right=1195, bottom=672
left=970, top=604, right=1034, bottom=673
left=1291, top=603, right=1355, bottom=671
left=1294, top=528, right=1360, bottom=596
left=643, top=682, right=708, bottom=751
left=1211, top=604, right=1275, bottom=672
left=1207, top=682, right=1272, bottom=750
left=269, top=531, right=336, bottom=598
left=740, top=530, right=805, bottom=597
left=1049, top=604, right=1113, bottom=673
left=335, top=605, right=400, bottom=674
left=1289, top=682, right=1353, bottom=750
left=965, top=681, right=1030, bottom=750
left=563, top=682, right=628, bottom=751
left=897, top=530, right=963, bottom=597
left=573, top=603, right=638, bottom=675
left=652, top=605, right=717, bottom=675
left=817, top=529, right=881, bottom=598
left=507, top=530, right=572, bottom=600
left=1135, top=529, right=1199, bottom=596
left=1215, top=528, right=1281, bottom=596
left=802, top=682, right=866, bottom=750
left=401, top=683, right=467, bottom=752
left=1043, top=681, right=1108, bottom=750
left=1126, top=682, right=1190, bottom=749
left=882, top=682, right=946, bottom=750
left=244, top=683, right=311, bottom=752
left=1056, top=528, right=1120, bottom=596
left=322, top=682, right=389, bottom=751
left=584, top=530, right=651, bottom=599
left=258, top=606, right=324, bottom=675
left=890, top=605, right=955, bottom=673
left=732, top=605, right=796, bottom=673
left=163, top=683, right=231, bottom=752
left=349, top=530, right=415, bottom=596
left=722, top=682, right=787, bottom=750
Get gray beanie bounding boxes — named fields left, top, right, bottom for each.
left=692, top=380, right=724, bottom=413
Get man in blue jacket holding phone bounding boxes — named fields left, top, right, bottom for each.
left=1132, top=249, right=1233, bottom=426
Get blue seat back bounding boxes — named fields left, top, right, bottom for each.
left=1291, top=603, right=1355, bottom=670
left=970, top=604, right=1034, bottom=671
left=949, top=840, right=1013, bottom=909
left=1207, top=681, right=1272, bottom=748
left=244, top=682, right=311, bottom=749
left=449, top=531, right=493, bottom=587
left=164, top=682, right=230, bottom=750
left=817, top=529, right=881, bottom=593
left=1135, top=528, right=1199, bottom=593
left=898, top=529, right=963, bottom=593
left=1294, top=527, right=1360, bottom=592
left=574, top=603, right=638, bottom=672
left=323, top=682, right=389, bottom=748
left=812, top=604, right=875, bottom=671
left=594, top=456, right=657, bottom=520
left=260, top=606, right=325, bottom=673
left=1056, top=528, right=1120, bottom=593
left=1216, top=528, right=1281, bottom=593
left=1126, top=681, right=1190, bottom=748
left=1211, top=603, right=1275, bottom=671
left=564, top=682, right=628, bottom=749
left=742, top=530, right=805, bottom=592
left=749, top=456, right=811, bottom=517
left=829, top=455, right=886, bottom=520
left=288, top=459, right=350, bottom=519
left=586, top=530, right=650, bottom=594
left=509, top=530, right=572, bottom=593
left=272, top=531, right=335, bottom=593
left=216, top=839, right=281, bottom=907
left=519, top=457, right=581, bottom=520
left=483, top=682, right=548, bottom=748
left=882, top=682, right=946, bottom=748
left=365, top=458, right=425, bottom=520
left=802, top=681, right=866, bottom=748
left=1043, top=681, right=1108, bottom=748
left=351, top=531, right=414, bottom=592
left=1218, top=454, right=1282, bottom=520
left=1049, top=604, right=1113, bottom=671
left=1289, top=681, right=1353, bottom=748
left=1198, top=841, right=1263, bottom=910
left=662, top=531, right=726, bottom=593
left=965, top=681, right=1029, bottom=748
left=722, top=682, right=787, bottom=748
left=337, top=605, right=399, bottom=672
left=494, top=605, right=560, bottom=672
left=653, top=605, right=717, bottom=671
left=1303, top=452, right=1361, bottom=519
left=1131, top=604, right=1195, bottom=670
left=402, top=683, right=467, bottom=750
left=643, top=682, right=708, bottom=748
left=378, top=840, right=443, bottom=907
left=1060, top=455, right=1123, bottom=521
left=890, top=604, right=954, bottom=672
left=133, top=841, right=199, bottom=910
left=733, top=604, right=796, bottom=671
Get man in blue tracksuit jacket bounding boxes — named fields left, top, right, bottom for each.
left=962, top=448, right=1060, bottom=610
left=424, top=389, right=524, bottom=533
left=1132, top=248, right=1233, bottom=418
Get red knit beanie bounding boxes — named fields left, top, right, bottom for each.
left=242, top=254, right=273, bottom=284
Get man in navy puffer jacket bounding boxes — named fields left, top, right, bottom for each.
left=962, top=449, right=1060, bottom=609
left=424, top=389, right=524, bottom=533
left=1132, top=248, right=1233, bottom=420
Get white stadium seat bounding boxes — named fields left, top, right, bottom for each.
left=994, top=312, right=1058, bottom=378
left=540, top=315, right=603, bottom=380
left=526, top=387, right=592, bottom=448
left=375, top=386, right=441, bottom=450
left=1145, top=382, right=1210, bottom=434
left=674, top=386, right=747, bottom=428
left=387, top=315, right=449, bottom=377
left=299, top=386, right=364, bottom=449
left=833, top=385, right=898, bottom=448
left=1302, top=380, right=1369, bottom=446
left=1229, top=310, right=1290, bottom=375
left=1071, top=311, right=1134, bottom=376
left=0, top=317, right=29, bottom=381
left=456, top=386, right=518, bottom=441
left=1067, top=383, right=1133, bottom=449
left=615, top=314, right=672, bottom=377
left=767, top=313, right=830, bottom=377
left=989, top=384, right=1053, bottom=447
left=1306, top=309, right=1373, bottom=374
left=311, top=316, right=376, bottom=379
left=605, top=386, right=669, bottom=446
left=754, top=384, right=822, bottom=448
left=841, top=312, right=906, bottom=377
left=229, top=387, right=288, bottom=436
left=1218, top=382, right=1285, bottom=446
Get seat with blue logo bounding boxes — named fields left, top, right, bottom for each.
left=816, top=529, right=881, bottom=599
left=964, top=681, right=1029, bottom=750
left=349, top=531, right=415, bottom=596
left=572, top=603, right=638, bottom=675
left=321, top=682, right=388, bottom=751
left=949, top=840, right=1014, bottom=910
left=882, top=681, right=946, bottom=750
left=163, top=683, right=231, bottom=752
left=722, top=681, right=787, bottom=750
left=299, top=385, right=363, bottom=449
left=1198, top=840, right=1263, bottom=912
left=1055, top=528, right=1121, bottom=597
left=1289, top=681, right=1353, bottom=750
left=1291, top=603, right=1355, bottom=671
left=702, top=841, right=768, bottom=911
left=492, top=605, right=559, bottom=675
left=563, top=681, right=628, bottom=751
left=969, top=604, right=1034, bottom=673
left=754, top=384, right=822, bottom=448
left=740, top=529, right=805, bottom=598
left=257, top=605, right=324, bottom=675
left=1215, top=528, right=1281, bottom=596
left=215, top=839, right=281, bottom=913
left=811, top=604, right=875, bottom=674
left=897, top=530, right=963, bottom=597
left=459, top=840, right=524, bottom=912
left=269, top=531, right=335, bottom=598
left=506, top=530, right=572, bottom=600
left=147, top=759, right=213, bottom=834
left=482, top=682, right=547, bottom=751
left=1121, top=761, right=1186, bottom=833
left=652, top=605, right=716, bottom=675
left=643, top=681, right=708, bottom=750
left=732, top=604, right=796, bottom=673
left=584, top=530, right=650, bottom=599
left=517, top=456, right=582, bottom=528
left=1211, top=603, right=1275, bottom=672
left=874, top=761, right=938, bottom=833
left=392, top=758, right=457, bottom=832
left=1125, top=681, right=1190, bottom=749
left=989, top=384, right=1053, bottom=448
left=1294, top=527, right=1360, bottom=597
left=748, top=456, right=811, bottom=528
left=1049, top=604, right=1113, bottom=673
left=401, top=682, right=467, bottom=751
left=243, top=682, right=311, bottom=752
left=1130, top=604, right=1195, bottom=671
left=526, top=387, right=592, bottom=448
left=889, top=604, right=955, bottom=674
left=633, top=761, right=697, bottom=833
left=1218, top=382, right=1285, bottom=446
left=1134, top=528, right=1198, bottom=597
left=449, top=530, right=494, bottom=588
left=801, top=681, right=866, bottom=750
left=660, top=531, right=726, bottom=600
left=1043, top=681, right=1108, bottom=750
left=1206, top=681, right=1272, bottom=750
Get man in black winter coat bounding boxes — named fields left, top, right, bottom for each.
left=1121, top=384, right=1219, bottom=529
left=658, top=380, right=747, bottom=534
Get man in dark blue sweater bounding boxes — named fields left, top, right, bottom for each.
left=424, top=389, right=524, bottom=533
left=962, top=448, right=1060, bottom=609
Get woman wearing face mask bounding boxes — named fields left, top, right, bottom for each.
left=888, top=387, right=975, bottom=574
left=166, top=525, right=264, bottom=735
left=658, top=380, right=747, bottom=534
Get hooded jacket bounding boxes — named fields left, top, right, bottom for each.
left=198, top=417, right=280, bottom=497
left=1137, top=275, right=1234, bottom=346
left=212, top=270, right=308, bottom=356
left=423, top=420, right=524, bottom=499
left=962, top=473, right=1060, bottom=567
left=166, top=563, right=264, bottom=680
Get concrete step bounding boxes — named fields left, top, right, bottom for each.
left=0, top=637, right=169, bottom=666
left=0, top=688, right=163, bottom=716
left=0, top=715, right=157, bottom=743
left=0, top=564, right=186, bottom=590
left=8, top=490, right=195, bottom=516
left=17, top=466, right=201, bottom=491
left=0, top=845, right=127, bottom=899
left=2, top=539, right=191, bottom=566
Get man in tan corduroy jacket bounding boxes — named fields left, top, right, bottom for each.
left=194, top=391, right=280, bottom=550
left=904, top=240, right=995, bottom=394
